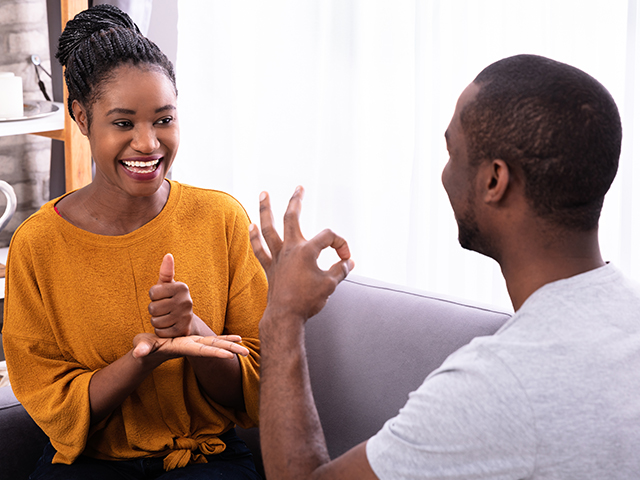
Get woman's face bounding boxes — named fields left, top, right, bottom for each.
left=73, top=64, right=180, bottom=200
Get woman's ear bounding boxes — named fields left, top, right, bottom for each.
left=71, top=100, right=89, bottom=136
left=483, top=159, right=510, bottom=204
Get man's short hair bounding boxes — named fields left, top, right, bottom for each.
left=460, top=54, right=622, bottom=231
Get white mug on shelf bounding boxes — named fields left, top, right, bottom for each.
left=0, top=180, right=17, bottom=233
left=0, top=72, right=24, bottom=119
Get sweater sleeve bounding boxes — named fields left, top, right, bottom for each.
left=3, top=227, right=94, bottom=465
left=216, top=202, right=267, bottom=428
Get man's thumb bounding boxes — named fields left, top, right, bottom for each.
left=157, top=253, right=175, bottom=284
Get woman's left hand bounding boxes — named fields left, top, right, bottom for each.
left=132, top=332, right=249, bottom=360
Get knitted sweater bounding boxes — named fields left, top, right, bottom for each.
left=2, top=180, right=267, bottom=467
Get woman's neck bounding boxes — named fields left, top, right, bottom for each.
left=55, top=179, right=171, bottom=236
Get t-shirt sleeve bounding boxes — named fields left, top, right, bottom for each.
left=366, top=344, right=537, bottom=480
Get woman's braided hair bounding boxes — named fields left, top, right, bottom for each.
left=55, top=4, right=176, bottom=124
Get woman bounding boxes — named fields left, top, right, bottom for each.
left=2, top=5, right=266, bottom=479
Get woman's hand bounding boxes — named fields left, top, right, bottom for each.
left=148, top=253, right=198, bottom=338
left=132, top=332, right=249, bottom=360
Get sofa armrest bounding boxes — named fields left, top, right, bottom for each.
left=0, top=386, right=49, bottom=479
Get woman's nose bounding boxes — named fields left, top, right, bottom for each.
left=131, top=125, right=160, bottom=153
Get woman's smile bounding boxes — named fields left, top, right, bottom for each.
left=120, top=155, right=163, bottom=176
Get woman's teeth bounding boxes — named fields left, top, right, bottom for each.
left=122, top=159, right=160, bottom=173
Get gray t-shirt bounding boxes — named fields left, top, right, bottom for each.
left=367, top=264, right=640, bottom=479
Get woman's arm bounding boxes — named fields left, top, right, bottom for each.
left=147, top=253, right=248, bottom=410
left=89, top=331, right=249, bottom=424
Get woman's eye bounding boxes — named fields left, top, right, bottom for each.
left=156, top=117, right=173, bottom=125
left=114, top=120, right=132, bottom=128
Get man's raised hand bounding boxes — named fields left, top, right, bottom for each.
left=249, top=186, right=354, bottom=322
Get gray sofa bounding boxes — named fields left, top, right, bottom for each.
left=0, top=274, right=510, bottom=479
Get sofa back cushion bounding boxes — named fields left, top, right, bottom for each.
left=305, top=275, right=511, bottom=459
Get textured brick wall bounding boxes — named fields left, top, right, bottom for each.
left=0, top=0, right=53, bottom=247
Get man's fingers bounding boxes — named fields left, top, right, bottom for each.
left=310, top=229, right=352, bottom=261
left=157, top=253, right=175, bottom=284
left=249, top=223, right=272, bottom=269
left=283, top=186, right=305, bottom=241
left=327, top=258, right=355, bottom=284
left=258, top=191, right=283, bottom=254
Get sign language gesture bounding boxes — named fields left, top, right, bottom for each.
left=148, top=253, right=195, bottom=338
left=249, top=186, right=355, bottom=323
left=134, top=253, right=249, bottom=361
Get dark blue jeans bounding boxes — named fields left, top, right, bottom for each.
left=29, top=429, right=262, bottom=480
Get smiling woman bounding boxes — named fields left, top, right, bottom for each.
left=2, top=4, right=266, bottom=480
left=58, top=64, right=180, bottom=232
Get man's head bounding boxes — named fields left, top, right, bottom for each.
left=458, top=54, right=622, bottom=232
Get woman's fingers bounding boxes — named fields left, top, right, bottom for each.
left=132, top=333, right=249, bottom=360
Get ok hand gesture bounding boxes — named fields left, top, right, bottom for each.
left=249, top=186, right=354, bottom=323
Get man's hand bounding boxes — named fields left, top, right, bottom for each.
left=251, top=188, right=377, bottom=480
left=132, top=332, right=250, bottom=360
left=148, top=253, right=197, bottom=337
left=249, top=186, right=355, bottom=322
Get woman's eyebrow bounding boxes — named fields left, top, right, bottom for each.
left=106, top=107, right=136, bottom=116
left=105, top=105, right=176, bottom=116
left=156, top=105, right=176, bottom=113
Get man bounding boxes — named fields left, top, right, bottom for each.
left=248, top=54, right=640, bottom=479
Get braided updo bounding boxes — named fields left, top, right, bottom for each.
left=55, top=4, right=176, bottom=124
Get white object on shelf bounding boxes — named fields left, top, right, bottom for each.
left=0, top=181, right=16, bottom=233
left=0, top=73, right=24, bottom=119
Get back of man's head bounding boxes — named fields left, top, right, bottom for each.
left=460, top=54, right=622, bottom=231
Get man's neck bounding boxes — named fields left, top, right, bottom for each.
left=499, top=228, right=604, bottom=311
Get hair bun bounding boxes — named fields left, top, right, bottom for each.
left=56, top=4, right=140, bottom=67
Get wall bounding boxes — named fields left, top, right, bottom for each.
left=0, top=0, right=53, bottom=247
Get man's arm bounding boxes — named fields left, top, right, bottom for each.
left=249, top=187, right=378, bottom=480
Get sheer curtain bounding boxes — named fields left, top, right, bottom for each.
left=174, top=0, right=638, bottom=311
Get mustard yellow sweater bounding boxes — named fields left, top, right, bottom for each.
left=2, top=180, right=267, bottom=468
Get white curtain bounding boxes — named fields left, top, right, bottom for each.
left=174, top=0, right=639, bottom=311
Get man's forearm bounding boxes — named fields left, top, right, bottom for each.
left=259, top=308, right=330, bottom=480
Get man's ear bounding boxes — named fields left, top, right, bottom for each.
left=482, top=159, right=510, bottom=204
left=71, top=100, right=89, bottom=136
